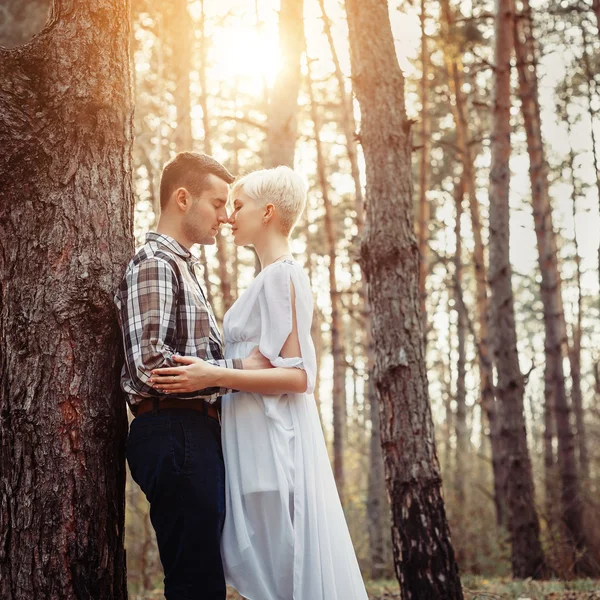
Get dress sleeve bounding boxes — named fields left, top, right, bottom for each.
left=257, top=262, right=317, bottom=394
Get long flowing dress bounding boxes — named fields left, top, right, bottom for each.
left=220, top=258, right=369, bottom=600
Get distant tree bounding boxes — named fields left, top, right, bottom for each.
left=514, top=0, right=598, bottom=574
left=345, top=0, right=464, bottom=596
left=487, top=0, right=546, bottom=579
left=306, top=57, right=348, bottom=504
left=265, top=0, right=304, bottom=167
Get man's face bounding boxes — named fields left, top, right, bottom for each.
left=182, top=174, right=230, bottom=245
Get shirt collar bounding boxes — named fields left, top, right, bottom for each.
left=146, top=232, right=192, bottom=260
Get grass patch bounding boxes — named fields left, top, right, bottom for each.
left=366, top=577, right=600, bottom=600
left=129, top=577, right=600, bottom=599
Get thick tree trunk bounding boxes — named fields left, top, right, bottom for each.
left=0, top=0, right=51, bottom=48
left=307, top=60, right=347, bottom=502
left=0, top=1, right=133, bottom=598
left=513, top=2, right=597, bottom=574
left=345, top=0, right=463, bottom=597
left=487, top=0, right=546, bottom=579
left=439, top=0, right=504, bottom=526
left=265, top=0, right=304, bottom=168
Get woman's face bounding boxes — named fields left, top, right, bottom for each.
left=228, top=188, right=264, bottom=246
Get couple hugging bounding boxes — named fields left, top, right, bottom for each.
left=114, top=152, right=368, bottom=600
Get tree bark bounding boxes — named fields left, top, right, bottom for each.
left=487, top=0, right=546, bottom=579
left=513, top=1, right=597, bottom=573
left=265, top=0, right=304, bottom=168
left=307, top=58, right=347, bottom=503
left=345, top=0, right=463, bottom=597
left=0, top=1, right=133, bottom=597
left=0, top=0, right=51, bottom=48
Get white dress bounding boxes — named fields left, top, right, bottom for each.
left=220, top=259, right=368, bottom=600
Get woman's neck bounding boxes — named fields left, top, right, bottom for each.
left=254, top=234, right=292, bottom=269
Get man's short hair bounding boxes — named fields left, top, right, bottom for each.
left=230, top=166, right=307, bottom=236
left=159, top=152, right=235, bottom=210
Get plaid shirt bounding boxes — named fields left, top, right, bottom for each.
left=114, top=232, right=242, bottom=410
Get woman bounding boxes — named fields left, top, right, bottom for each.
left=150, top=166, right=368, bottom=600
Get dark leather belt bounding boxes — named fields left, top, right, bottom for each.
left=135, top=397, right=220, bottom=421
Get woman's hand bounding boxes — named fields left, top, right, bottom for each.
left=148, top=355, right=219, bottom=393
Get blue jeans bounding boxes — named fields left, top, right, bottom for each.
left=127, top=408, right=226, bottom=600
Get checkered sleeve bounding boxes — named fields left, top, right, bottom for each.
left=120, top=258, right=235, bottom=401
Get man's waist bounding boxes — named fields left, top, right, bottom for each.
left=135, top=397, right=220, bottom=421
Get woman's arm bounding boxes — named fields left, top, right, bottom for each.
left=150, top=282, right=308, bottom=396
left=214, top=363, right=307, bottom=395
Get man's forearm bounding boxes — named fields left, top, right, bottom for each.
left=213, top=365, right=308, bottom=396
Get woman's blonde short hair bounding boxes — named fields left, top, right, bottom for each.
left=230, top=166, right=307, bottom=236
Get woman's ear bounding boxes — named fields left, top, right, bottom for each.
left=263, top=203, right=275, bottom=224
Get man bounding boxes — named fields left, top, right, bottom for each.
left=114, top=152, right=269, bottom=599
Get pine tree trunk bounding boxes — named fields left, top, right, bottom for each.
left=345, top=0, right=463, bottom=596
left=0, top=1, right=133, bottom=597
left=513, top=2, right=597, bottom=573
left=0, top=0, right=50, bottom=48
left=307, top=60, right=347, bottom=502
left=366, top=375, right=388, bottom=579
left=487, top=0, right=546, bottom=579
left=543, top=379, right=558, bottom=518
left=564, top=110, right=589, bottom=482
left=454, top=179, right=468, bottom=506
left=580, top=24, right=600, bottom=333
left=439, top=0, right=504, bottom=525
left=316, top=0, right=388, bottom=556
left=265, top=0, right=304, bottom=168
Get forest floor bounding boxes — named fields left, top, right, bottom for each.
left=128, top=578, right=600, bottom=599
left=366, top=577, right=600, bottom=600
